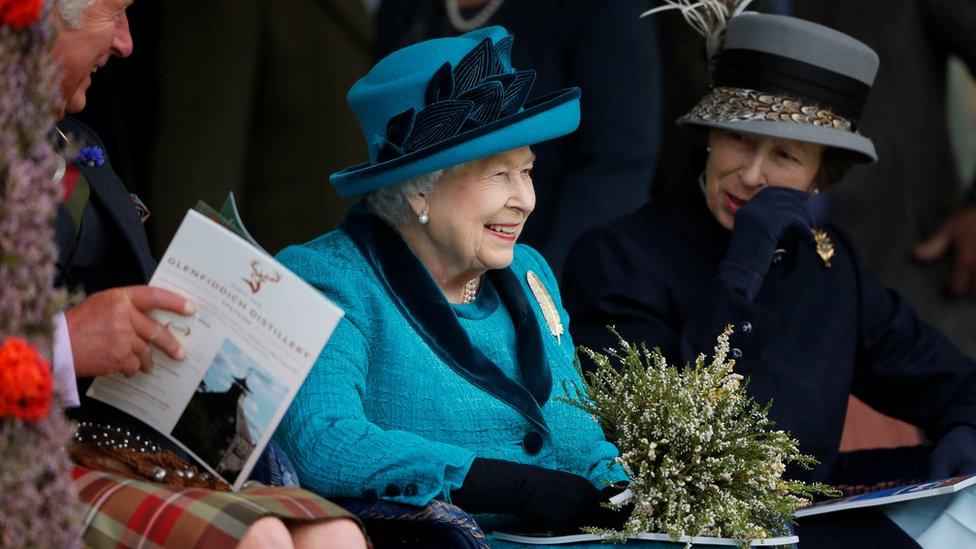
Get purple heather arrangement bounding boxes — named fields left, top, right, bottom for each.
left=0, top=2, right=83, bottom=546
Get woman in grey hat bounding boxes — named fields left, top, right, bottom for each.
left=563, top=9, right=976, bottom=546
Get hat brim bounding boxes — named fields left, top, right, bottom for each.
left=331, top=88, right=581, bottom=197
left=680, top=117, right=877, bottom=164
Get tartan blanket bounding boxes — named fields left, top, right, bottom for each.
left=72, top=466, right=359, bottom=548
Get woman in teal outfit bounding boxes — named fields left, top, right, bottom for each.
left=273, top=26, right=627, bottom=536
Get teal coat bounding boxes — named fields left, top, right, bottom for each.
left=273, top=205, right=625, bottom=508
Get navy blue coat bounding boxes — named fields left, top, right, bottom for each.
left=562, top=171, right=976, bottom=485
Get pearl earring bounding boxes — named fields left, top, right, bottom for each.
left=418, top=209, right=429, bottom=225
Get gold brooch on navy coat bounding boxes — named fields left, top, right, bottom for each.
left=812, top=228, right=834, bottom=268
left=526, top=271, right=563, bottom=344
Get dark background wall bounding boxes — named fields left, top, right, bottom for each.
left=77, top=0, right=374, bottom=257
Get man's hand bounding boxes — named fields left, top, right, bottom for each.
left=65, top=285, right=196, bottom=378
left=914, top=204, right=976, bottom=296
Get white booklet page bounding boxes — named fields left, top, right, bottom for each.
left=492, top=531, right=798, bottom=546
left=88, top=210, right=343, bottom=490
left=795, top=474, right=976, bottom=517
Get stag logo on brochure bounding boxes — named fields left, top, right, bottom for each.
left=243, top=260, right=282, bottom=294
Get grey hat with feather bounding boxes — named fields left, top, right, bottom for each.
left=647, top=2, right=879, bottom=162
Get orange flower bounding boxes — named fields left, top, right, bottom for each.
left=0, top=0, right=43, bottom=30
left=0, top=337, right=53, bottom=422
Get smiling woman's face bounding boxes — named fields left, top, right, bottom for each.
left=411, top=146, right=536, bottom=276
left=705, top=129, right=824, bottom=230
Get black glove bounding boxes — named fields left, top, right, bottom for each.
left=450, top=457, right=599, bottom=534
left=718, top=187, right=815, bottom=300
left=927, top=425, right=976, bottom=480
left=578, top=485, right=633, bottom=531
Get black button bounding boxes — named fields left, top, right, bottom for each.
left=362, top=488, right=379, bottom=502
left=404, top=483, right=419, bottom=497
left=384, top=484, right=402, bottom=497
left=741, top=322, right=753, bottom=334
left=731, top=348, right=743, bottom=360
left=772, top=249, right=787, bottom=264
left=523, top=431, right=544, bottom=455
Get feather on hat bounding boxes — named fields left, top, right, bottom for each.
left=641, top=0, right=755, bottom=60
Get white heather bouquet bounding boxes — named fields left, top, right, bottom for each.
left=564, top=326, right=836, bottom=545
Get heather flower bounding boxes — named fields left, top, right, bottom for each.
left=0, top=9, right=65, bottom=344
left=562, top=326, right=837, bottom=546
left=0, top=4, right=84, bottom=547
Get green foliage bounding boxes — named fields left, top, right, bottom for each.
left=562, top=326, right=837, bottom=546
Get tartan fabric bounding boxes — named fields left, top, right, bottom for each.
left=72, top=466, right=360, bottom=548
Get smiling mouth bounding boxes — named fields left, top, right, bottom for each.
left=724, top=192, right=747, bottom=213
left=486, top=223, right=518, bottom=240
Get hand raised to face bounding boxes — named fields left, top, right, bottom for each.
left=704, top=130, right=824, bottom=230
left=733, top=186, right=816, bottom=242
left=718, top=187, right=818, bottom=301
left=65, top=285, right=195, bottom=378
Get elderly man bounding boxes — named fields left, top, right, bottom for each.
left=49, top=1, right=367, bottom=547
left=51, top=0, right=188, bottom=406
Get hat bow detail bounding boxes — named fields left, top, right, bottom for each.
left=375, top=36, right=536, bottom=164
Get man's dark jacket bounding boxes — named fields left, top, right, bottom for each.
left=56, top=117, right=165, bottom=439
left=56, top=117, right=154, bottom=294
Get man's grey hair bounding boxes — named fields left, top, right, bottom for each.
left=366, top=170, right=443, bottom=227
left=54, top=0, right=98, bottom=28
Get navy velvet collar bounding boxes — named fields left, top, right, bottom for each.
left=340, top=203, right=552, bottom=434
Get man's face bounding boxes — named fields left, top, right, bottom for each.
left=51, top=0, right=134, bottom=115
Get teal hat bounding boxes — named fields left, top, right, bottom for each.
left=331, top=26, right=582, bottom=198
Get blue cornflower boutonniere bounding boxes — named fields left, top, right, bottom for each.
left=77, top=145, right=105, bottom=168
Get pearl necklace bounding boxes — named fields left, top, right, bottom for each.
left=444, top=0, right=507, bottom=32
left=462, top=277, right=480, bottom=304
